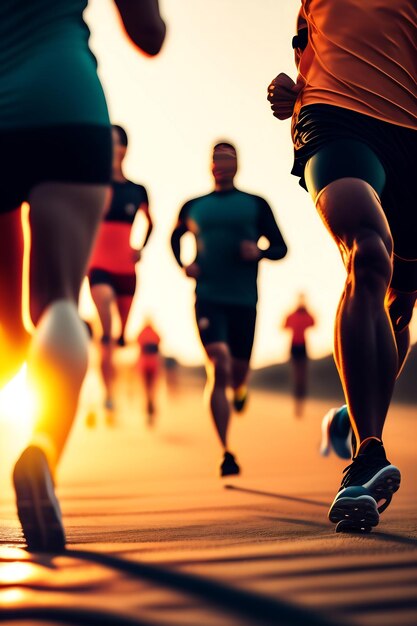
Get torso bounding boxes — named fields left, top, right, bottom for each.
left=0, top=0, right=109, bottom=129
left=296, top=0, right=417, bottom=130
left=90, top=180, right=148, bottom=274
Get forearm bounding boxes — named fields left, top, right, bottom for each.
left=114, top=0, right=166, bottom=56
left=170, top=229, right=184, bottom=267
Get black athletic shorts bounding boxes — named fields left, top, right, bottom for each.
left=89, top=268, right=136, bottom=297
left=195, top=299, right=257, bottom=361
left=291, top=104, right=417, bottom=290
left=291, top=344, right=307, bottom=360
left=0, top=124, right=112, bottom=213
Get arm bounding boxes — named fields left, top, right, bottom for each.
left=170, top=202, right=191, bottom=269
left=257, top=199, right=288, bottom=261
left=114, top=0, right=166, bottom=56
left=267, top=7, right=307, bottom=120
left=131, top=202, right=153, bottom=263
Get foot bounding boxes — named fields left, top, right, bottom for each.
left=13, top=446, right=66, bottom=552
left=320, top=405, right=352, bottom=459
left=233, top=386, right=248, bottom=413
left=116, top=334, right=126, bottom=347
left=104, top=396, right=114, bottom=411
left=328, top=440, right=401, bottom=532
left=220, top=451, right=241, bottom=477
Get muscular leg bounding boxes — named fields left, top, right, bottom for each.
left=386, top=287, right=417, bottom=376
left=27, top=182, right=109, bottom=468
left=310, top=177, right=396, bottom=449
left=231, top=357, right=250, bottom=391
left=0, top=208, right=30, bottom=386
left=91, top=283, right=116, bottom=405
left=204, top=342, right=232, bottom=449
left=116, top=294, right=134, bottom=339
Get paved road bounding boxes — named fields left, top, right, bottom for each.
left=0, top=357, right=416, bottom=625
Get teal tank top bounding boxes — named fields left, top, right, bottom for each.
left=0, top=0, right=109, bottom=129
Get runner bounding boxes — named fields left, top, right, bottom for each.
left=171, top=142, right=287, bottom=476
left=2, top=0, right=165, bottom=551
left=282, top=293, right=315, bottom=417
left=137, top=319, right=161, bottom=424
left=89, top=124, right=153, bottom=411
left=268, top=0, right=416, bottom=532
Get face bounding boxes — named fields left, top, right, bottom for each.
left=112, top=127, right=127, bottom=168
left=211, top=145, right=237, bottom=184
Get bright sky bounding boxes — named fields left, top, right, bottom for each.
left=81, top=0, right=416, bottom=366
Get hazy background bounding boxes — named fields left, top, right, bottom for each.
left=80, top=0, right=417, bottom=366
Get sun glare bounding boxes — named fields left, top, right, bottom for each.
left=0, top=365, right=35, bottom=434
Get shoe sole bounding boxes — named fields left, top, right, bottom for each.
left=329, top=494, right=379, bottom=530
left=329, top=465, right=401, bottom=531
left=363, top=464, right=401, bottom=513
left=13, top=448, right=66, bottom=552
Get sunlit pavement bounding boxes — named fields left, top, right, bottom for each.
left=0, top=356, right=416, bottom=626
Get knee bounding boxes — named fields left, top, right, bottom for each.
left=351, top=229, right=393, bottom=294
left=209, top=350, right=231, bottom=386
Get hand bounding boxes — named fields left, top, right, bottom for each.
left=132, top=248, right=142, bottom=263
left=240, top=240, right=261, bottom=261
left=267, top=72, right=303, bottom=120
left=184, top=262, right=200, bottom=278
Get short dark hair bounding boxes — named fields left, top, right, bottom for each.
left=213, top=141, right=236, bottom=154
left=112, top=124, right=128, bottom=147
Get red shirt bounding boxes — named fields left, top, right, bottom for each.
left=284, top=308, right=315, bottom=346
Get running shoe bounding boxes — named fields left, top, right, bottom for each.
left=220, top=451, right=241, bottom=477
left=233, top=387, right=248, bottom=413
left=13, top=446, right=66, bottom=552
left=104, top=397, right=114, bottom=411
left=320, top=405, right=352, bottom=459
left=116, top=334, right=126, bottom=347
left=328, top=440, right=401, bottom=533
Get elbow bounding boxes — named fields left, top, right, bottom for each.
left=132, top=22, right=166, bottom=56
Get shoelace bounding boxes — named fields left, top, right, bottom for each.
left=340, top=450, right=386, bottom=488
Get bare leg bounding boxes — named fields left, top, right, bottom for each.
left=311, top=178, right=396, bottom=449
left=386, top=288, right=417, bottom=376
left=231, top=357, right=250, bottom=391
left=292, top=358, right=307, bottom=417
left=204, top=343, right=231, bottom=450
left=91, top=284, right=116, bottom=406
left=116, top=294, right=134, bottom=340
left=27, top=182, right=109, bottom=467
left=0, top=208, right=30, bottom=386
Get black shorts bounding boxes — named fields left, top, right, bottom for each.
left=291, top=344, right=307, bottom=360
left=292, top=104, right=417, bottom=290
left=195, top=299, right=257, bottom=361
left=89, top=268, right=136, bottom=297
left=0, top=124, right=112, bottom=213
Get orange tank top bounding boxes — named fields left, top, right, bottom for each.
left=296, top=0, right=417, bottom=130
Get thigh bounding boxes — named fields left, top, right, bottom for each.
left=0, top=208, right=25, bottom=331
left=195, top=300, right=228, bottom=350
left=29, top=182, right=110, bottom=324
left=227, top=305, right=257, bottom=361
left=91, top=282, right=116, bottom=313
left=305, top=139, right=386, bottom=204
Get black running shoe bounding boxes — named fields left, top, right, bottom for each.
left=328, top=440, right=401, bottom=532
left=220, top=451, right=241, bottom=477
left=233, top=388, right=248, bottom=413
left=13, top=446, right=66, bottom=552
left=116, top=334, right=126, bottom=347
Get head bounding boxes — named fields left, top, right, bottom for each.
left=297, top=292, right=307, bottom=310
left=211, top=142, right=237, bottom=188
left=112, top=124, right=128, bottom=173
